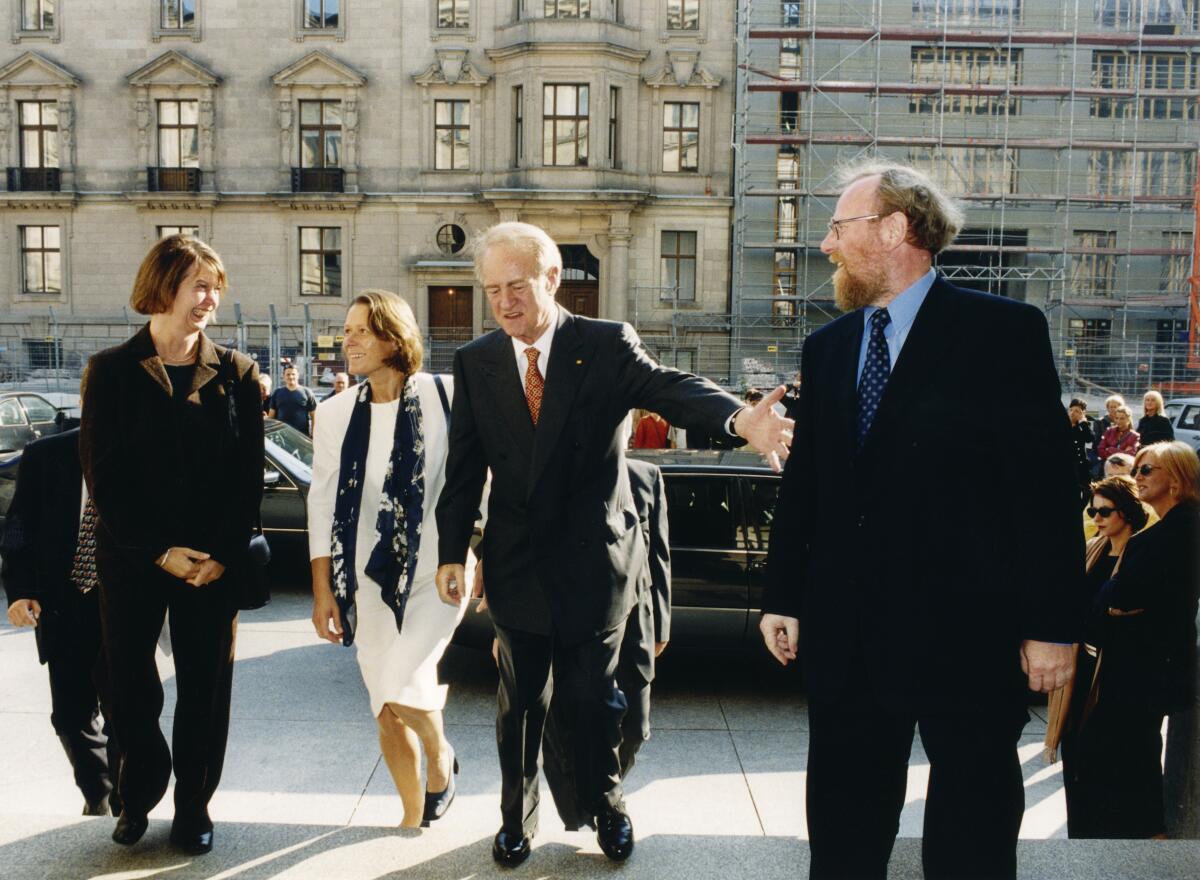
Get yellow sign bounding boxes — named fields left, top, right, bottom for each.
left=317, top=335, right=334, bottom=348
left=766, top=345, right=778, bottom=353
left=1064, top=348, right=1076, bottom=357
left=335, top=335, right=345, bottom=344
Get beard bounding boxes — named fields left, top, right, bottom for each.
left=832, top=260, right=888, bottom=312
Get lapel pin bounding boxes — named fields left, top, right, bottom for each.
left=575, top=359, right=583, bottom=365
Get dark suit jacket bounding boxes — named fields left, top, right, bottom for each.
left=763, top=277, right=1086, bottom=711
left=436, top=309, right=739, bottom=646
left=0, top=430, right=87, bottom=663
left=79, top=324, right=263, bottom=584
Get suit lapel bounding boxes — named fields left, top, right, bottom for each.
left=131, top=323, right=220, bottom=402
left=478, top=330, right=535, bottom=456
left=132, top=324, right=172, bottom=396
left=188, top=334, right=221, bottom=404
left=527, top=309, right=586, bottom=497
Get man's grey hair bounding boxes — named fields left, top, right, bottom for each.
left=837, top=160, right=965, bottom=255
left=471, top=221, right=563, bottom=283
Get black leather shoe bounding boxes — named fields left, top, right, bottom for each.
left=420, top=748, right=460, bottom=826
left=595, top=808, right=634, bottom=862
left=492, top=830, right=532, bottom=867
left=111, top=812, right=148, bottom=846
left=169, top=827, right=214, bottom=855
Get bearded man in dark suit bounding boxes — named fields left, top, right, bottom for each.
left=435, top=221, right=792, bottom=867
left=759, top=162, right=1085, bottom=880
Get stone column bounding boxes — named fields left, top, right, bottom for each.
left=607, top=211, right=632, bottom=324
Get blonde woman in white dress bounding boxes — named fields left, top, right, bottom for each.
left=308, top=289, right=469, bottom=828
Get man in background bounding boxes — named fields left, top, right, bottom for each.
left=267, top=365, right=317, bottom=435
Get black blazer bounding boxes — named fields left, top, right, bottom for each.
left=628, top=458, right=671, bottom=645
left=79, top=325, right=263, bottom=584
left=1100, top=500, right=1199, bottom=716
left=1136, top=414, right=1175, bottom=447
left=763, top=277, right=1086, bottom=711
left=436, top=309, right=740, bottom=646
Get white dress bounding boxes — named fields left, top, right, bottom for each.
left=307, top=374, right=467, bottom=715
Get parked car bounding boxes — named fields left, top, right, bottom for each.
left=0, top=391, right=69, bottom=456
left=261, top=418, right=314, bottom=557
left=452, top=448, right=781, bottom=653
left=1164, top=397, right=1200, bottom=452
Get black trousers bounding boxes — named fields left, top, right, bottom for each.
left=45, top=589, right=121, bottom=811
left=493, top=620, right=627, bottom=837
left=806, top=692, right=1027, bottom=880
left=98, top=564, right=238, bottom=831
left=543, top=597, right=654, bottom=830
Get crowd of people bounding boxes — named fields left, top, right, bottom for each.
left=1, top=163, right=1197, bottom=879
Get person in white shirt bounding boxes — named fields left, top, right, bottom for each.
left=308, top=289, right=469, bottom=828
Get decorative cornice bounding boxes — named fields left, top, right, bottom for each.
left=124, top=192, right=220, bottom=209
left=413, top=49, right=490, bottom=87
left=486, top=42, right=648, bottom=64
left=270, top=192, right=366, bottom=210
left=0, top=191, right=78, bottom=209
left=0, top=51, right=80, bottom=87
left=643, top=51, right=722, bottom=89
left=126, top=50, right=221, bottom=88
left=271, top=50, right=366, bottom=88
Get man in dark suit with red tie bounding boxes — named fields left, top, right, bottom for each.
left=435, top=221, right=793, bottom=867
left=759, top=162, right=1085, bottom=880
left=2, top=428, right=120, bottom=817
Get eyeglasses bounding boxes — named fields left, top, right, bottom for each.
left=826, top=213, right=882, bottom=240
left=1087, top=506, right=1118, bottom=519
left=1133, top=464, right=1161, bottom=477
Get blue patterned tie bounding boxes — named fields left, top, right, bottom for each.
left=856, top=308, right=892, bottom=451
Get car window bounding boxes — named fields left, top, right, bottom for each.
left=1164, top=403, right=1182, bottom=424
left=663, top=475, right=737, bottom=551
left=739, top=478, right=778, bottom=552
left=0, top=400, right=27, bottom=427
left=19, top=395, right=59, bottom=423
left=1180, top=405, right=1200, bottom=432
left=265, top=421, right=314, bottom=468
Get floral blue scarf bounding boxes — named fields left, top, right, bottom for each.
left=330, top=376, right=425, bottom=647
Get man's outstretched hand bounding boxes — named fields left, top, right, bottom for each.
left=735, top=385, right=794, bottom=473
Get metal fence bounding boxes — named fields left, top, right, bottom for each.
left=1, top=307, right=1196, bottom=409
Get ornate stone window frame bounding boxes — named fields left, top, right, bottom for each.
left=11, top=0, right=63, bottom=44
left=412, top=49, right=490, bottom=174
left=5, top=211, right=72, bottom=305
left=431, top=0, right=478, bottom=41
left=643, top=50, right=721, bottom=176
left=660, top=0, right=707, bottom=43
left=126, top=51, right=221, bottom=195
left=0, top=52, right=80, bottom=192
left=295, top=0, right=348, bottom=42
left=272, top=51, right=366, bottom=193
left=284, top=213, right=355, bottom=307
left=151, top=0, right=204, bottom=43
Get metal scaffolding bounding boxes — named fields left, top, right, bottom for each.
left=734, top=0, right=1200, bottom=396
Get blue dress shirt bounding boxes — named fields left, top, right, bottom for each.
left=856, top=268, right=936, bottom=385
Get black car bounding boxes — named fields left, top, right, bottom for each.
left=453, top=448, right=781, bottom=652
left=0, top=391, right=69, bottom=456
left=261, top=418, right=314, bottom=558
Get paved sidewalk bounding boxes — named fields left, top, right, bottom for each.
left=2, top=591, right=1196, bottom=879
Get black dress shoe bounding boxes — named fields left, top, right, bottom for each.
left=492, top=830, right=532, bottom=867
left=420, top=748, right=460, bottom=826
left=111, top=812, right=148, bottom=846
left=169, top=827, right=214, bottom=855
left=595, top=808, right=634, bottom=861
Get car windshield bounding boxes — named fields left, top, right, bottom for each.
left=265, top=421, right=313, bottom=480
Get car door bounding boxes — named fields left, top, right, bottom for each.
left=660, top=471, right=749, bottom=650
left=18, top=394, right=63, bottom=440
left=261, top=453, right=307, bottom=536
left=1174, top=404, right=1200, bottom=452
left=740, top=474, right=781, bottom=627
left=0, top=399, right=34, bottom=454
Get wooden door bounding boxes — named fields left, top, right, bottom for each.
left=428, top=285, right=473, bottom=372
left=560, top=281, right=599, bottom=318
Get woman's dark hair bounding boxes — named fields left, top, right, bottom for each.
left=1089, top=474, right=1150, bottom=533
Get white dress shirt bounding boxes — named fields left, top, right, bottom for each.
left=510, top=306, right=558, bottom=387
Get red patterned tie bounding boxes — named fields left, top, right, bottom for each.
left=524, top=346, right=544, bottom=425
left=71, top=497, right=99, bottom=594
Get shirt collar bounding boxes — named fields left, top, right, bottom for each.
left=864, top=268, right=935, bottom=332
left=511, top=305, right=559, bottom=362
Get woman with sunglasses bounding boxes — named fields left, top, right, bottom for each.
left=1063, top=444, right=1200, bottom=838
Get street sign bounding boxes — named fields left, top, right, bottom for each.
left=317, top=335, right=334, bottom=348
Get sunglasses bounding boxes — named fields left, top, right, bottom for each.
left=1133, top=464, right=1161, bottom=477
left=1087, top=506, right=1118, bottom=518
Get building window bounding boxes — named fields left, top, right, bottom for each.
left=20, top=226, right=61, bottom=295
left=159, top=225, right=200, bottom=238
left=161, top=0, right=196, bottom=29
left=1136, top=150, right=1195, bottom=196
left=909, top=147, right=1015, bottom=195
left=1163, top=231, right=1193, bottom=293
left=22, top=0, right=54, bottom=30
left=910, top=47, right=1022, bottom=115
left=608, top=87, right=620, bottom=168
left=543, top=84, right=589, bottom=167
left=545, top=0, right=590, bottom=17
left=300, top=100, right=341, bottom=169
left=1092, top=51, right=1197, bottom=119
left=1088, top=150, right=1132, bottom=196
left=1095, top=0, right=1196, bottom=29
left=434, top=99, right=470, bottom=170
left=661, top=231, right=697, bottom=301
left=667, top=0, right=700, bottom=29
left=1071, top=230, right=1118, bottom=298
left=663, top=101, right=699, bottom=173
left=303, top=0, right=340, bottom=28
left=158, top=100, right=199, bottom=168
left=773, top=251, right=797, bottom=318
left=436, top=223, right=466, bottom=254
left=912, top=0, right=1022, bottom=26
left=19, top=101, right=58, bottom=170
left=437, top=0, right=469, bottom=28
left=513, top=86, right=524, bottom=168
left=300, top=227, right=342, bottom=297
left=1091, top=51, right=1134, bottom=117
left=780, top=38, right=802, bottom=80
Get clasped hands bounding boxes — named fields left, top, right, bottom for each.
left=158, top=546, right=225, bottom=587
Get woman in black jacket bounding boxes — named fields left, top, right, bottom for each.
left=1137, top=390, right=1175, bottom=447
left=1062, top=441, right=1200, bottom=838
left=80, top=235, right=263, bottom=855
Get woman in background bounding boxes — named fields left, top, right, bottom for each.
left=1137, top=391, right=1174, bottom=447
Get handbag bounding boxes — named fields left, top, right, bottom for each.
left=221, top=349, right=272, bottom=610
